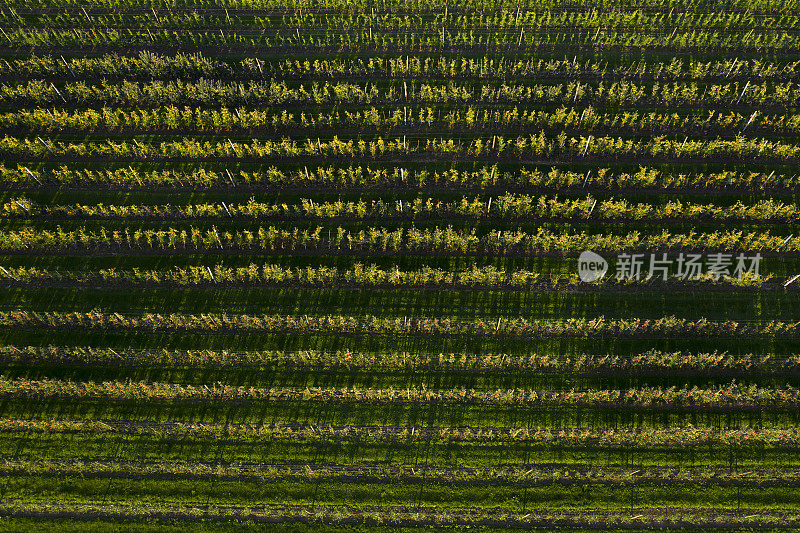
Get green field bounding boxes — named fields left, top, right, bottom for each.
left=1, top=0, right=800, bottom=529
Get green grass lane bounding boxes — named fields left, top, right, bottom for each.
left=1, top=475, right=799, bottom=512
left=0, top=286, right=793, bottom=322
left=2, top=430, right=798, bottom=469
left=0, top=397, right=795, bottom=429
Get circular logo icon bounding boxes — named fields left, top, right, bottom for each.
left=578, top=250, right=608, bottom=282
